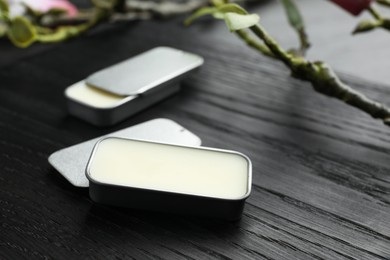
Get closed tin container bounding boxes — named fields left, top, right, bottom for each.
left=65, top=47, right=204, bottom=126
left=86, top=137, right=252, bottom=221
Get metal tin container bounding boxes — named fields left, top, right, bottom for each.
left=65, top=47, right=204, bottom=126
left=86, top=137, right=252, bottom=220
left=48, top=118, right=202, bottom=187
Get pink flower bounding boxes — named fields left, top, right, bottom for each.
left=330, top=0, right=374, bottom=15
left=8, top=0, right=78, bottom=17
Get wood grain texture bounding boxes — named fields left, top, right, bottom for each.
left=1, top=5, right=390, bottom=260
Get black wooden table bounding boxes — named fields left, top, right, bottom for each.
left=1, top=7, right=390, bottom=260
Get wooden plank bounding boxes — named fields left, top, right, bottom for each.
left=1, top=11, right=390, bottom=259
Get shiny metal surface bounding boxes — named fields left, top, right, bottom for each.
left=86, top=46, right=204, bottom=96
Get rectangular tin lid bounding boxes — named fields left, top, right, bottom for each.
left=85, top=47, right=204, bottom=96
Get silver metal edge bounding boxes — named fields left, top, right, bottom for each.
left=85, top=136, right=252, bottom=201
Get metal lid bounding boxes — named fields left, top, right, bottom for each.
left=85, top=47, right=204, bottom=96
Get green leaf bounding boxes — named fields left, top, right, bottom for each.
left=0, top=22, right=6, bottom=37
left=0, top=0, right=8, bottom=13
left=185, top=3, right=253, bottom=26
left=224, top=13, right=260, bottom=31
left=280, top=0, right=310, bottom=55
left=7, top=16, right=37, bottom=48
left=0, top=0, right=9, bottom=21
left=217, top=3, right=248, bottom=15
left=352, top=20, right=378, bottom=34
left=281, top=0, right=303, bottom=31
left=184, top=7, right=218, bottom=26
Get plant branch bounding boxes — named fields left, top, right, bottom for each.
left=295, top=61, right=390, bottom=125
left=2, top=0, right=211, bottom=47
left=368, top=5, right=383, bottom=20
left=245, top=24, right=390, bottom=125
left=235, top=29, right=273, bottom=57
left=377, top=0, right=390, bottom=7
left=123, top=0, right=209, bottom=17
left=249, top=24, right=294, bottom=67
left=354, top=5, right=390, bottom=34
left=190, top=2, right=390, bottom=126
left=35, top=7, right=109, bottom=44
left=40, top=10, right=95, bottom=27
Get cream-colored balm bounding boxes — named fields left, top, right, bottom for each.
left=87, top=138, right=251, bottom=200
left=65, top=80, right=132, bottom=109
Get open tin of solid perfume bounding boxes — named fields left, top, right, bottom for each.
left=86, top=137, right=252, bottom=220
left=65, top=47, right=204, bottom=126
left=48, top=118, right=201, bottom=187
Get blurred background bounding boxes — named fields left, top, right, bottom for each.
left=251, top=0, right=390, bottom=85
left=1, top=0, right=390, bottom=85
